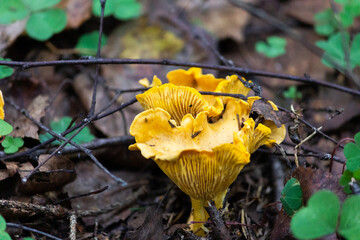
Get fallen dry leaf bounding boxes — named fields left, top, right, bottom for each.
left=63, top=160, right=142, bottom=228
left=126, top=205, right=165, bottom=240
left=251, top=98, right=285, bottom=127
left=12, top=95, right=49, bottom=139
left=18, top=154, right=76, bottom=194
left=73, top=73, right=126, bottom=137
left=62, top=0, right=92, bottom=28
left=0, top=19, right=27, bottom=54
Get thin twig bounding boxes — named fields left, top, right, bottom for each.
left=5, top=97, right=127, bottom=185
left=7, top=222, right=62, bottom=240
left=278, top=106, right=340, bottom=146
left=294, top=127, right=322, bottom=167
left=89, top=0, right=106, bottom=117
left=0, top=186, right=147, bottom=218
left=0, top=59, right=359, bottom=96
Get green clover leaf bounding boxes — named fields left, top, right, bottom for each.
left=75, top=31, right=108, bottom=56
left=0, top=0, right=30, bottom=24
left=283, top=86, right=302, bottom=100
left=338, top=195, right=360, bottom=240
left=344, top=132, right=360, bottom=172
left=39, top=116, right=95, bottom=146
left=22, top=0, right=61, bottom=12
left=1, top=136, right=24, bottom=154
left=339, top=169, right=354, bottom=194
left=0, top=232, right=11, bottom=240
left=255, top=36, right=287, bottom=58
left=113, top=0, right=142, bottom=20
left=0, top=119, right=13, bottom=136
left=26, top=8, right=67, bottom=41
left=0, top=215, right=6, bottom=232
left=92, top=0, right=142, bottom=20
left=290, top=191, right=340, bottom=239
left=314, top=9, right=337, bottom=36
left=280, top=178, right=303, bottom=216
left=316, top=33, right=360, bottom=70
left=0, top=58, right=14, bottom=80
left=291, top=191, right=360, bottom=240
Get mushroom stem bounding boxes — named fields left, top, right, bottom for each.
left=190, top=198, right=208, bottom=236
left=190, top=189, right=228, bottom=236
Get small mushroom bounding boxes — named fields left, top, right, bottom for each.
left=130, top=69, right=286, bottom=235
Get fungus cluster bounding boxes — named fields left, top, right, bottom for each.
left=129, top=68, right=286, bottom=235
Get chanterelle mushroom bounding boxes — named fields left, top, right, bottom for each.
left=129, top=68, right=286, bottom=235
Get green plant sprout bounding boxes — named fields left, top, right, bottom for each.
left=339, top=132, right=360, bottom=193
left=314, top=0, right=360, bottom=36
left=39, top=116, right=95, bottom=146
left=1, top=136, right=24, bottom=154
left=0, top=58, right=14, bottom=79
left=316, top=33, right=360, bottom=71
left=283, top=86, right=302, bottom=100
left=75, top=31, right=108, bottom=56
left=255, top=36, right=287, bottom=58
left=280, top=178, right=303, bottom=215
left=0, top=0, right=66, bottom=41
left=291, top=190, right=360, bottom=240
left=92, top=0, right=142, bottom=20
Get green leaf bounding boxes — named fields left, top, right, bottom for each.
left=0, top=232, right=11, bottom=240
left=316, top=33, right=360, bottom=70
left=92, top=0, right=115, bottom=17
left=353, top=169, right=360, bottom=180
left=113, top=0, right=142, bottom=20
left=93, top=0, right=142, bottom=20
left=340, top=170, right=353, bottom=193
left=290, top=191, right=339, bottom=239
left=344, top=132, right=360, bottom=172
left=22, top=0, right=61, bottom=12
left=314, top=9, right=337, bottom=36
left=283, top=86, right=302, bottom=100
left=0, top=58, right=14, bottom=79
left=23, top=238, right=35, bottom=240
left=255, top=36, right=287, bottom=58
left=338, top=195, right=360, bottom=240
left=0, top=215, right=6, bottom=232
left=0, top=0, right=29, bottom=24
left=1, top=136, right=24, bottom=154
left=0, top=119, right=13, bottom=136
left=39, top=116, right=95, bottom=146
left=343, top=184, right=352, bottom=194
left=26, top=9, right=67, bottom=41
left=75, top=31, right=107, bottom=56
left=280, top=178, right=303, bottom=215
left=340, top=170, right=353, bottom=186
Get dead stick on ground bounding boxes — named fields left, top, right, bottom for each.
left=205, top=201, right=231, bottom=240
left=0, top=186, right=146, bottom=219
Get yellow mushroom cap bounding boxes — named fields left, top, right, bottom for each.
left=136, top=83, right=224, bottom=125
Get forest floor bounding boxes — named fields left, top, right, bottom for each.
left=0, top=0, right=359, bottom=239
